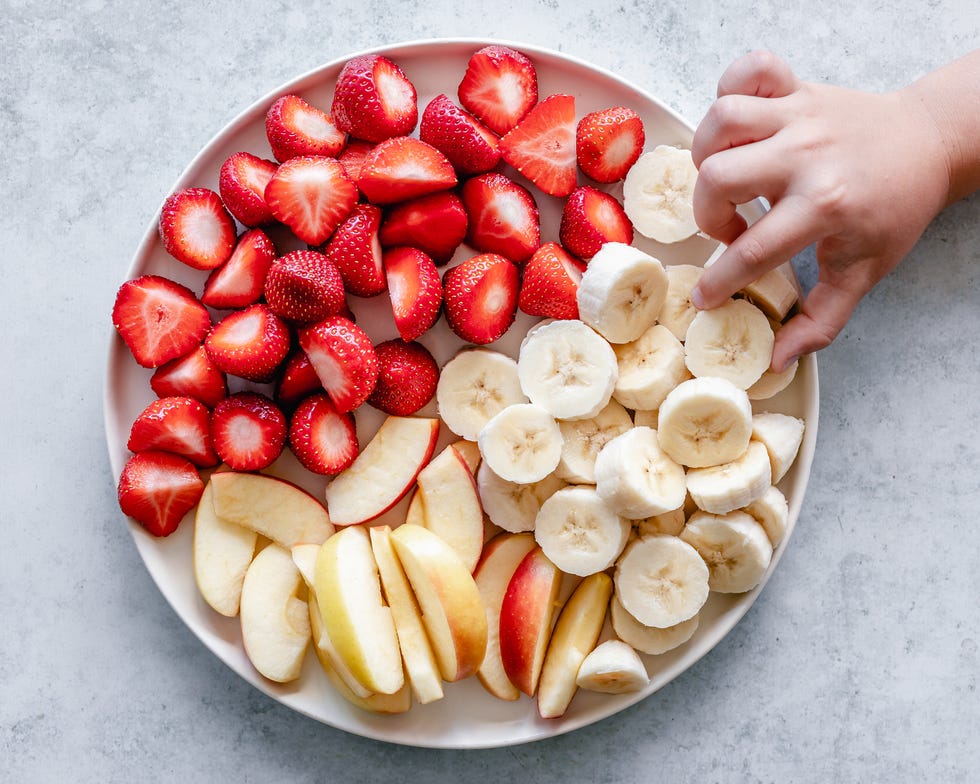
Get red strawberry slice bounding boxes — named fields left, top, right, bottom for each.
left=150, top=345, right=227, bottom=408
left=379, top=191, right=468, bottom=265
left=205, top=303, right=290, bottom=382
left=211, top=392, right=287, bottom=471
left=458, top=45, right=538, bottom=136
left=159, top=187, right=237, bottom=270
left=202, top=228, right=276, bottom=310
left=265, top=94, right=346, bottom=162
left=298, top=316, right=379, bottom=413
left=356, top=137, right=457, bottom=205
left=460, top=173, right=540, bottom=263
left=420, top=93, right=500, bottom=175
left=288, top=393, right=359, bottom=475
left=576, top=106, right=645, bottom=183
left=517, top=242, right=587, bottom=320
left=264, top=249, right=346, bottom=323
left=384, top=247, right=443, bottom=341
left=127, top=396, right=219, bottom=467
left=112, top=275, right=211, bottom=368
left=559, top=186, right=634, bottom=260
left=218, top=151, right=278, bottom=226
left=368, top=339, right=440, bottom=416
left=275, top=350, right=323, bottom=411
left=443, top=253, right=519, bottom=344
left=322, top=204, right=386, bottom=297
left=117, top=451, right=204, bottom=537
left=499, top=94, right=577, bottom=198
left=337, top=139, right=376, bottom=184
left=264, top=156, right=358, bottom=245
left=331, top=54, right=418, bottom=143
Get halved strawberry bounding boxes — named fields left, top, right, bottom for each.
left=112, top=275, right=211, bottom=368
left=150, top=345, right=228, bottom=408
left=159, top=187, right=236, bottom=270
left=331, top=54, right=418, bottom=143
left=384, top=247, right=443, bottom=341
left=460, top=173, right=540, bottom=263
left=499, top=94, right=577, bottom=198
left=264, top=156, right=358, bottom=245
left=518, top=242, right=587, bottom=320
left=559, top=186, right=634, bottom=260
left=337, top=139, right=376, bottom=185
left=202, top=228, right=276, bottom=310
left=367, top=339, right=440, bottom=416
left=288, top=393, right=358, bottom=475
left=218, top=151, right=278, bottom=226
left=378, top=190, right=468, bottom=265
left=297, top=316, right=379, bottom=413
left=322, top=204, right=386, bottom=297
left=420, top=94, right=500, bottom=175
left=264, top=249, right=345, bottom=323
left=127, top=396, right=219, bottom=467
left=265, top=94, right=346, bottom=162
left=275, top=350, right=323, bottom=411
left=356, top=137, right=457, bottom=205
left=117, top=451, right=204, bottom=537
left=443, top=253, right=519, bottom=344
left=205, top=303, right=290, bottom=382
left=576, top=106, right=645, bottom=183
left=211, top=392, right=287, bottom=471
left=458, top=45, right=538, bottom=136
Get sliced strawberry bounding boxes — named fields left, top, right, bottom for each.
left=159, top=187, right=236, bottom=270
left=357, top=137, right=457, bottom=205
left=337, top=139, right=376, bottom=184
left=559, top=186, right=634, bottom=260
left=420, top=94, right=500, bottom=175
left=275, top=350, right=323, bottom=411
left=443, top=253, right=519, bottom=344
left=211, top=392, right=287, bottom=471
left=367, top=339, right=440, bottom=416
left=264, top=249, right=346, bottom=323
left=127, top=396, right=219, bottom=467
left=218, top=151, right=278, bottom=226
left=576, top=106, right=645, bottom=183
left=204, top=303, right=290, bottom=382
left=322, top=204, right=386, bottom=297
left=150, top=345, right=227, bottom=408
left=460, top=173, right=540, bottom=263
left=202, top=228, right=277, bottom=310
left=518, top=242, right=587, bottom=320
left=384, top=247, right=443, bottom=341
left=458, top=45, right=538, bottom=136
left=112, top=275, right=211, bottom=368
left=499, top=94, right=577, bottom=198
left=117, top=451, right=204, bottom=537
left=288, top=393, right=358, bottom=475
left=297, top=316, right=379, bottom=413
left=264, top=156, right=358, bottom=245
left=331, top=54, right=418, bottom=143
left=379, top=191, right=468, bottom=265
left=266, top=94, right=346, bottom=162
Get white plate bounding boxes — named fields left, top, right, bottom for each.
left=104, top=38, right=819, bottom=749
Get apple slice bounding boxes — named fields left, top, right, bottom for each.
left=193, top=480, right=257, bottom=616
left=451, top=439, right=482, bottom=474
left=325, top=416, right=440, bottom=526
left=537, top=571, right=613, bottom=718
left=405, top=488, right=426, bottom=527
left=415, top=445, right=484, bottom=572
left=389, top=524, right=488, bottom=682
left=473, top=532, right=537, bottom=700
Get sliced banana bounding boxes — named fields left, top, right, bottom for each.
left=659, top=264, right=704, bottom=341
left=633, top=408, right=658, bottom=429
left=556, top=399, right=634, bottom=484
left=686, top=440, right=771, bottom=514
left=684, top=299, right=775, bottom=389
left=576, top=639, right=650, bottom=694
left=437, top=348, right=528, bottom=441
left=633, top=504, right=686, bottom=538
left=680, top=509, right=773, bottom=593
left=622, top=145, right=699, bottom=243
left=613, top=323, right=692, bottom=411
left=742, top=265, right=799, bottom=321
left=594, top=426, right=686, bottom=519
left=478, top=403, right=563, bottom=484
left=743, top=485, right=789, bottom=547
left=534, top=486, right=630, bottom=577
left=751, top=412, right=805, bottom=483
left=610, top=596, right=699, bottom=655
left=747, top=358, right=799, bottom=401
left=476, top=461, right=565, bottom=533
left=657, top=377, right=753, bottom=468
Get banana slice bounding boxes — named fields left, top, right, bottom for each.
left=743, top=485, right=789, bottom=547
left=614, top=534, right=709, bottom=627
left=632, top=408, right=658, bottom=429
left=751, top=412, right=805, bottom=483
left=612, top=323, right=692, bottom=411
left=577, top=243, right=668, bottom=344
left=742, top=265, right=799, bottom=321
left=556, top=399, right=634, bottom=484
left=576, top=639, right=650, bottom=694
left=534, top=486, right=631, bottom=577
left=684, top=299, right=775, bottom=389
left=610, top=596, right=699, bottom=655
left=594, top=426, right=686, bottom=519
left=657, top=377, right=753, bottom=468
left=679, top=509, right=773, bottom=593
left=633, top=504, right=686, bottom=538
left=517, top=319, right=618, bottom=420
left=747, top=358, right=798, bottom=400
left=686, top=440, right=771, bottom=514
left=478, top=403, right=563, bottom=484
left=476, top=461, right=565, bottom=533
left=659, top=264, right=704, bottom=342
left=622, top=145, right=699, bottom=243
left=437, top=348, right=528, bottom=441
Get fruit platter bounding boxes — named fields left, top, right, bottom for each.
left=104, top=39, right=818, bottom=748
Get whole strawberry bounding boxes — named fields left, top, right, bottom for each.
left=264, top=249, right=346, bottom=323
left=367, top=340, right=440, bottom=416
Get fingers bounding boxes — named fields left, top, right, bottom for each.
left=770, top=281, right=864, bottom=371
left=717, top=50, right=799, bottom=99
left=692, top=94, right=789, bottom=168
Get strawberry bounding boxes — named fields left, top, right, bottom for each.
left=150, top=345, right=227, bottom=408
left=210, top=392, right=287, bottom=471
left=384, top=247, right=443, bottom=341
left=331, top=54, right=418, bottom=143
left=263, top=249, right=346, bottom=323
left=288, top=393, right=358, bottom=475
left=218, top=151, right=278, bottom=226
left=499, top=94, right=577, bottom=198
left=337, top=139, right=375, bottom=184
left=460, top=173, right=540, bottom=263
left=265, top=94, right=346, bottom=162
left=356, top=137, right=457, bottom=205
left=443, top=253, right=519, bottom=344
left=159, top=187, right=237, bottom=270
left=205, top=303, right=290, bottom=382
left=458, top=45, right=538, bottom=136
left=559, top=185, right=634, bottom=260
left=378, top=191, right=468, bottom=265
left=117, top=451, right=204, bottom=537
left=297, top=316, right=379, bottom=413
left=420, top=93, right=500, bottom=175
left=127, top=396, right=219, bottom=467
left=264, top=156, right=358, bottom=245
left=112, top=275, right=211, bottom=368
left=201, top=228, right=276, bottom=310
left=322, top=204, right=386, bottom=297
left=517, top=242, right=587, bottom=320
left=576, top=106, right=645, bottom=183
left=275, top=350, right=323, bottom=410
left=367, top=339, right=439, bottom=416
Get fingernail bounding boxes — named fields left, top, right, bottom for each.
left=690, top=286, right=705, bottom=310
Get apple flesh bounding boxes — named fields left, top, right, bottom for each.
left=450, top=439, right=481, bottom=474
left=404, top=489, right=426, bottom=527
left=415, top=445, right=484, bottom=572
left=193, top=480, right=257, bottom=617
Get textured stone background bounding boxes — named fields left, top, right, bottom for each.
left=2, top=0, right=978, bottom=781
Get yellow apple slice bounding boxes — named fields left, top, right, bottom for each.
left=193, top=480, right=257, bottom=617
left=451, top=439, right=482, bottom=474
left=416, top=445, right=484, bottom=572
left=405, top=488, right=426, bottom=527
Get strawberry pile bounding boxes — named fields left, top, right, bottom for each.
left=112, top=45, right=646, bottom=537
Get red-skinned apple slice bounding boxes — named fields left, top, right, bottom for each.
left=405, top=489, right=426, bottom=527
left=450, top=439, right=482, bottom=474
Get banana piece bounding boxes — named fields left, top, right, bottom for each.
left=476, top=461, right=565, bottom=533
left=556, top=399, right=634, bottom=484
left=577, top=243, right=668, bottom=344
left=679, top=509, right=773, bottom=593
left=684, top=299, right=775, bottom=389
left=534, top=486, right=631, bottom=576
left=751, top=412, right=805, bottom=483
left=747, top=358, right=799, bottom=401
left=743, top=485, right=789, bottom=547
left=478, top=403, right=563, bottom=484
left=594, top=426, right=687, bottom=518
left=633, top=504, right=686, bottom=538
left=437, top=348, right=528, bottom=441
left=632, top=408, right=658, bottom=429
left=622, top=145, right=699, bottom=243
left=657, top=377, right=753, bottom=468
left=612, top=323, right=692, bottom=411
left=686, top=440, right=771, bottom=514
left=575, top=639, right=650, bottom=693
left=659, top=264, right=704, bottom=341
left=615, top=534, right=709, bottom=627
left=610, top=596, right=699, bottom=655
left=517, top=319, right=618, bottom=420
left=742, top=265, right=799, bottom=321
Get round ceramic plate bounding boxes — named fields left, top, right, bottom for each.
left=104, top=38, right=819, bottom=749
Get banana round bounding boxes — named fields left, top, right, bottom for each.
left=534, top=486, right=630, bottom=577
left=594, top=426, right=686, bottom=518
left=657, top=376, right=753, bottom=468
left=610, top=596, right=699, bottom=656
left=622, top=146, right=699, bottom=243
left=684, top=298, right=775, bottom=390
left=679, top=510, right=773, bottom=594
left=477, top=403, right=563, bottom=484
left=615, top=534, right=709, bottom=628
left=437, top=348, right=527, bottom=441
